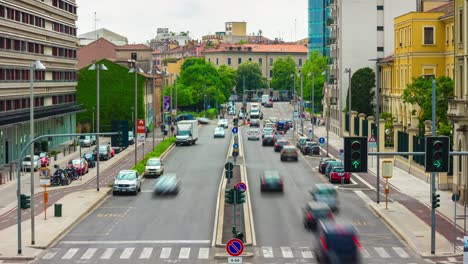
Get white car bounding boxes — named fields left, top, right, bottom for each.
left=22, top=155, right=39, bottom=171
left=113, top=170, right=141, bottom=195
left=247, top=128, right=260, bottom=140
left=214, top=127, right=225, bottom=138
left=218, top=119, right=229, bottom=128
left=145, top=158, right=164, bottom=177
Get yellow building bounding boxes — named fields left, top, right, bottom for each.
left=448, top=0, right=468, bottom=201
left=388, top=2, right=454, bottom=128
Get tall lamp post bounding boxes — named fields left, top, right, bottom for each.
left=129, top=62, right=143, bottom=166
left=147, top=70, right=156, bottom=149
left=308, top=72, right=315, bottom=138
left=28, top=60, right=46, bottom=246
left=369, top=58, right=382, bottom=204
left=89, top=62, right=108, bottom=192
left=344, top=68, right=352, bottom=136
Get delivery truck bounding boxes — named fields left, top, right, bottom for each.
left=175, top=120, right=199, bottom=146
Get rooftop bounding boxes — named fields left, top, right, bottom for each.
left=204, top=44, right=308, bottom=53
left=115, top=44, right=152, bottom=51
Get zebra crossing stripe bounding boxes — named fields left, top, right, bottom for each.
left=62, top=248, right=79, bottom=259
left=42, top=251, right=57, bottom=260
left=81, top=248, right=97, bottom=259
left=262, top=246, right=274, bottom=258
left=392, top=247, right=409, bottom=258
left=179, top=247, right=190, bottom=259
left=300, top=247, right=313, bottom=258
left=100, top=248, right=115, bottom=259
left=160, top=247, right=171, bottom=259
left=120, top=248, right=135, bottom=259
left=198, top=248, right=209, bottom=259
left=280, top=247, right=293, bottom=258
left=139, top=247, right=153, bottom=259
left=374, top=247, right=390, bottom=258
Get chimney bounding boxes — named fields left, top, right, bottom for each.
left=416, top=0, right=422, bottom=12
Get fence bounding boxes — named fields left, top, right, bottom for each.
left=397, top=131, right=409, bottom=159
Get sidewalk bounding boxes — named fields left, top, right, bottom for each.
left=297, top=121, right=463, bottom=257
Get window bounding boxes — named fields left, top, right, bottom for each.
left=208, top=58, right=211, bottom=63
left=423, top=27, right=434, bottom=44
left=459, top=9, right=463, bottom=43
left=403, top=28, right=406, bottom=46
left=377, top=26, right=384, bottom=31
left=238, top=58, right=242, bottom=64
left=259, top=58, right=262, bottom=65
left=269, top=70, right=272, bottom=78
left=299, top=58, right=302, bottom=66
left=377, top=5, right=383, bottom=10
left=269, top=58, right=273, bottom=65
left=460, top=64, right=464, bottom=99
left=409, top=27, right=412, bottom=46
left=452, top=24, right=454, bottom=44
left=446, top=25, right=449, bottom=45
left=227, top=58, right=231, bottom=65
left=248, top=58, right=252, bottom=62
left=399, top=30, right=402, bottom=47
left=216, top=58, right=219, bottom=65
left=377, top=47, right=384, bottom=52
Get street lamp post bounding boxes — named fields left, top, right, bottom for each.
left=147, top=70, right=156, bottom=149
left=28, top=60, right=46, bottom=246
left=91, top=107, right=95, bottom=133
left=308, top=72, right=315, bottom=138
left=129, top=62, right=143, bottom=166
left=344, top=68, right=352, bottom=136
left=300, top=73, right=304, bottom=135
left=291, top=73, right=296, bottom=131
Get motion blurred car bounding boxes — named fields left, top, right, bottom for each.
left=280, top=146, right=299, bottom=161
left=325, top=161, right=344, bottom=178
left=22, top=155, right=39, bottom=171
left=218, top=119, right=229, bottom=128
left=262, top=134, right=276, bottom=146
left=274, top=139, right=289, bottom=152
left=213, top=127, right=225, bottom=138
left=319, top=158, right=339, bottom=174
left=128, top=131, right=135, bottom=145
left=247, top=128, right=260, bottom=140
left=329, top=167, right=351, bottom=184
left=197, top=117, right=211, bottom=124
left=303, top=201, right=334, bottom=230
left=145, top=158, right=164, bottom=177
left=250, top=119, right=260, bottom=127
left=68, top=158, right=89, bottom=175
left=302, top=142, right=320, bottom=155
left=260, top=170, right=283, bottom=192
left=310, top=184, right=338, bottom=211
left=314, top=220, right=362, bottom=263
left=153, top=174, right=180, bottom=195
left=82, top=153, right=96, bottom=168
left=113, top=170, right=141, bottom=195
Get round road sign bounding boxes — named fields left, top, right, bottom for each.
left=235, top=182, right=247, bottom=192
left=225, top=162, right=234, bottom=171
left=319, top=137, right=326, bottom=144
left=226, top=238, right=244, bottom=256
left=232, top=126, right=239, bottom=134
left=233, top=143, right=239, bottom=149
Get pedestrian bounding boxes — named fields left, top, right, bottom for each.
left=170, top=125, right=175, bottom=135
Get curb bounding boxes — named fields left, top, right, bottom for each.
left=214, top=252, right=254, bottom=259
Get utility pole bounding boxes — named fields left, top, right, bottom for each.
left=325, top=68, right=330, bottom=157
left=300, top=73, right=304, bottom=135
left=431, top=78, right=436, bottom=254
left=311, top=72, right=315, bottom=138
left=345, top=68, right=352, bottom=136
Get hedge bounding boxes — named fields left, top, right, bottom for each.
left=132, top=136, right=176, bottom=175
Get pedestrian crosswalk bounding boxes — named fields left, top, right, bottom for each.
left=39, top=245, right=413, bottom=261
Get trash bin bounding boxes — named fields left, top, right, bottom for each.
left=54, top=203, right=62, bottom=217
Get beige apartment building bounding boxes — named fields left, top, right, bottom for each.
left=0, top=0, right=80, bottom=165
left=203, top=44, right=308, bottom=83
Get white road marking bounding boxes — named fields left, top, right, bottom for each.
left=354, top=190, right=374, bottom=204
left=281, top=247, right=294, bottom=258
left=300, top=247, right=313, bottom=258
left=392, top=247, right=409, bottom=258
left=160, top=247, right=171, bottom=258
left=178, top=247, right=190, bottom=259
left=139, top=247, right=153, bottom=259
left=41, top=251, right=57, bottom=259
left=262, top=246, right=274, bottom=258
left=198, top=247, right=209, bottom=259
left=80, top=248, right=97, bottom=259
left=374, top=247, right=390, bottom=258
left=60, top=240, right=210, bottom=244
left=120, top=247, right=134, bottom=259
left=100, top=248, right=115, bottom=259
left=361, top=248, right=370, bottom=258
left=62, top=248, right=79, bottom=259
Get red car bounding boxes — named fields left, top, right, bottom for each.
left=68, top=158, right=89, bottom=175
left=39, top=152, right=50, bottom=167
left=329, top=167, right=350, bottom=184
left=109, top=146, right=115, bottom=158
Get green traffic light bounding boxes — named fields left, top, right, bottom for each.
left=433, top=160, right=442, bottom=168
left=352, top=160, right=360, bottom=168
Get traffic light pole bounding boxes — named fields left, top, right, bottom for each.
left=430, top=79, right=436, bottom=254
left=233, top=189, right=237, bottom=238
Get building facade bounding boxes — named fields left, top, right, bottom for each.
left=449, top=0, right=468, bottom=201
left=0, top=0, right=81, bottom=165
left=203, top=44, right=308, bottom=83
left=114, top=44, right=153, bottom=73
left=308, top=0, right=329, bottom=56
left=78, top=28, right=128, bottom=46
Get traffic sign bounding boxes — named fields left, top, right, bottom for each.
left=319, top=137, right=326, bottom=146
left=137, top=119, right=145, bottom=134
left=164, top=96, right=170, bottom=111
left=228, top=256, right=243, bottom=263
left=452, top=193, right=460, bottom=202
left=235, top=182, right=247, bottom=192
left=137, top=133, right=145, bottom=143
left=226, top=238, right=244, bottom=256
left=382, top=160, right=393, bottom=178
left=293, top=111, right=299, bottom=121
left=368, top=135, right=377, bottom=148
left=301, top=113, right=305, bottom=119
left=308, top=129, right=313, bottom=139
left=233, top=143, right=239, bottom=149
left=232, top=126, right=239, bottom=134
left=225, top=162, right=234, bottom=171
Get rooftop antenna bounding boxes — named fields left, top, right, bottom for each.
left=94, top=12, right=101, bottom=41
left=294, top=18, right=297, bottom=42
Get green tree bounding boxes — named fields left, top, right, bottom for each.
left=402, top=76, right=453, bottom=135
left=270, top=56, right=296, bottom=90
left=299, top=51, right=327, bottom=113
left=217, top=65, right=237, bottom=102
left=236, top=61, right=265, bottom=94
left=345, top=67, right=376, bottom=117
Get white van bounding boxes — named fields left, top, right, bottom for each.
left=261, top=94, right=270, bottom=106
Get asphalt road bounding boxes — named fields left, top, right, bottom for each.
left=33, top=124, right=231, bottom=264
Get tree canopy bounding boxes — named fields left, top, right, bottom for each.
left=299, top=51, right=328, bottom=113
left=270, top=56, right=296, bottom=90
left=236, top=61, right=266, bottom=94
left=345, top=67, right=376, bottom=117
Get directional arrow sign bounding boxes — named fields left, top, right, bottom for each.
left=352, top=160, right=360, bottom=169
left=232, top=126, right=238, bottom=134
left=434, top=160, right=442, bottom=168
left=233, top=143, right=239, bottom=149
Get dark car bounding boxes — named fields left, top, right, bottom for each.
left=280, top=146, right=299, bottom=161
left=319, top=159, right=339, bottom=174
left=250, top=119, right=260, bottom=127
left=153, top=174, right=179, bottom=195
left=260, top=170, right=283, bottom=192
left=314, top=220, right=362, bottom=263
left=276, top=120, right=289, bottom=132
left=128, top=131, right=135, bottom=145
left=94, top=145, right=111, bottom=160
left=274, top=139, right=289, bottom=152
left=262, top=135, right=276, bottom=146
left=303, top=201, right=334, bottom=230
left=112, top=146, right=123, bottom=154
left=325, top=161, right=344, bottom=178
left=302, top=142, right=320, bottom=155
left=82, top=153, right=96, bottom=168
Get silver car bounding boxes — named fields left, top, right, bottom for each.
left=153, top=174, right=180, bottom=195
left=247, top=128, right=260, bottom=140
left=214, top=127, right=225, bottom=138
left=145, top=158, right=164, bottom=177
left=113, top=170, right=141, bottom=195
left=23, top=155, right=39, bottom=171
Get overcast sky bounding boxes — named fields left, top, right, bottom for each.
left=76, top=0, right=308, bottom=44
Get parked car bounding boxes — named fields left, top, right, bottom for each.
left=247, top=128, right=260, bottom=140
left=310, top=183, right=339, bottom=211
left=280, top=146, right=299, bottom=161
left=153, top=174, right=180, bottom=195
left=319, top=158, right=339, bottom=174
left=303, top=201, right=334, bottom=230
left=213, top=127, right=225, bottom=138
left=128, top=131, right=135, bottom=145
left=82, top=153, right=96, bottom=168
left=68, top=158, right=89, bottom=175
left=297, top=136, right=313, bottom=150
left=79, top=135, right=92, bottom=147
left=260, top=170, right=283, bottom=192
left=325, top=161, right=344, bottom=178
left=39, top=152, right=50, bottom=167
left=329, top=167, right=351, bottom=184
left=274, top=139, right=289, bottom=152
left=94, top=145, right=111, bottom=160
left=145, top=158, right=164, bottom=177
left=302, top=142, right=320, bottom=155
left=113, top=170, right=141, bottom=195
left=22, top=155, right=39, bottom=171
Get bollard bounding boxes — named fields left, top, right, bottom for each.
left=54, top=203, right=62, bottom=217
left=63, top=148, right=66, bottom=156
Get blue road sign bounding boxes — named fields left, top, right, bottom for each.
left=232, top=126, right=238, bottom=134
left=319, top=137, right=326, bottom=144
left=235, top=182, right=247, bottom=192
left=226, top=238, right=244, bottom=256
left=233, top=143, right=239, bottom=149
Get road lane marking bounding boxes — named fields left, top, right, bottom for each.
left=139, top=247, right=153, bottom=259
left=374, top=247, right=390, bottom=258
left=281, top=247, right=293, bottom=258
left=178, top=247, right=190, bottom=259
left=198, top=247, right=209, bottom=259
left=392, top=247, right=409, bottom=258
left=100, top=248, right=115, bottom=259
left=42, top=251, right=57, bottom=259
left=160, top=247, right=171, bottom=258
left=120, top=247, right=134, bottom=259
left=300, top=247, right=313, bottom=258
left=60, top=240, right=210, bottom=244
left=80, top=248, right=97, bottom=259
left=62, top=248, right=79, bottom=259
left=262, top=246, right=274, bottom=258
left=361, top=248, right=370, bottom=258
left=354, top=190, right=374, bottom=204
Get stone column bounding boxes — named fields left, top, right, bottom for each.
left=349, top=111, right=358, bottom=136
left=379, top=119, right=385, bottom=151
left=393, top=122, right=403, bottom=153
left=424, top=120, right=433, bottom=136
left=411, top=115, right=419, bottom=130
left=358, top=113, right=366, bottom=137
left=367, top=116, right=375, bottom=138
left=408, top=126, right=419, bottom=169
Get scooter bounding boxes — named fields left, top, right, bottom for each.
left=51, top=165, right=70, bottom=186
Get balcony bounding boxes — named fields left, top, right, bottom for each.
left=448, top=98, right=468, bottom=122
left=327, top=37, right=336, bottom=46
left=327, top=18, right=335, bottom=27
left=326, top=0, right=337, bottom=7
left=328, top=75, right=337, bottom=85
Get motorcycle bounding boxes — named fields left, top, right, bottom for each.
left=65, top=166, right=80, bottom=181
left=51, top=165, right=70, bottom=186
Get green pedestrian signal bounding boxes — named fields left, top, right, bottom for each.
left=225, top=189, right=234, bottom=204
left=425, top=136, right=450, bottom=173
left=20, top=194, right=31, bottom=209
left=432, top=192, right=440, bottom=209
left=344, top=137, right=368, bottom=173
